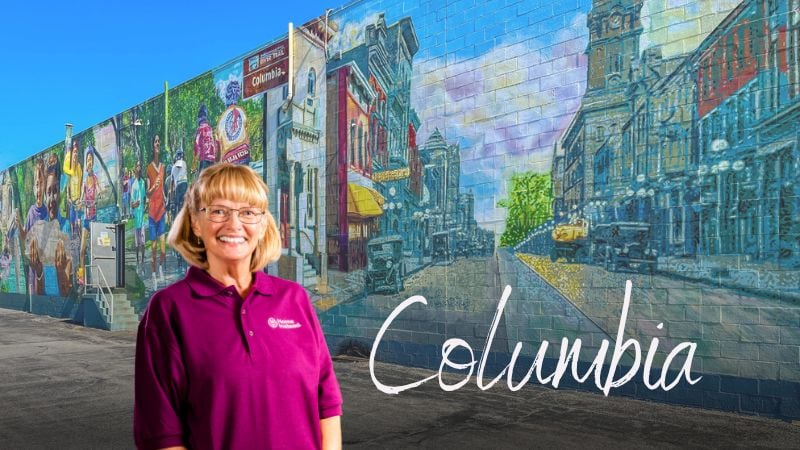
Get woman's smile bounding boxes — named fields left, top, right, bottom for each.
left=217, top=235, right=247, bottom=244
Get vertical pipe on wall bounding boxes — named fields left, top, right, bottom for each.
left=164, top=81, right=169, bottom=157
left=262, top=92, right=269, bottom=185
left=287, top=22, right=294, bottom=104
left=64, top=123, right=73, bottom=153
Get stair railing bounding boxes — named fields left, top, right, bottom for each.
left=84, top=264, right=114, bottom=324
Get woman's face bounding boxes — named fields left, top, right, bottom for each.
left=86, top=152, right=94, bottom=173
left=191, top=198, right=266, bottom=270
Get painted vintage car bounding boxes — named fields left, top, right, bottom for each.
left=365, top=235, right=406, bottom=294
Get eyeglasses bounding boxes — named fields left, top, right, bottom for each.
left=198, top=205, right=265, bottom=224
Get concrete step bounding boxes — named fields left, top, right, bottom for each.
left=84, top=292, right=141, bottom=330
left=112, top=305, right=136, bottom=315
left=112, top=312, right=139, bottom=321
left=302, top=262, right=318, bottom=287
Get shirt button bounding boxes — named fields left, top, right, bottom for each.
left=241, top=309, right=246, bottom=315
left=249, top=330, right=254, bottom=337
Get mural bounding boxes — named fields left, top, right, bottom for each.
left=1, top=0, right=799, bottom=419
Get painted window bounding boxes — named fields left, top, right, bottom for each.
left=350, top=119, right=356, bottom=167
left=308, top=69, right=316, bottom=97
left=358, top=122, right=364, bottom=169
left=726, top=34, right=735, bottom=81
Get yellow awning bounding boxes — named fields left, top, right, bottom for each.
left=347, top=183, right=384, bottom=218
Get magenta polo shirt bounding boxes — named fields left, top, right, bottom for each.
left=134, top=266, right=342, bottom=450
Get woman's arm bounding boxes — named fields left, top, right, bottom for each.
left=320, top=416, right=341, bottom=450
left=134, top=295, right=189, bottom=450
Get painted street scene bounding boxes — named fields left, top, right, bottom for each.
left=1, top=0, right=799, bottom=420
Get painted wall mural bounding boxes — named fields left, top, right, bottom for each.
left=1, top=0, right=799, bottom=419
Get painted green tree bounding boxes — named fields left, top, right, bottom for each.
left=166, top=72, right=223, bottom=172
left=165, top=72, right=264, bottom=173
left=497, top=172, right=553, bottom=247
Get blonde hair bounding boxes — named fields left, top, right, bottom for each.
left=167, top=163, right=281, bottom=271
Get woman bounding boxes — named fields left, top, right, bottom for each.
left=134, top=163, right=342, bottom=450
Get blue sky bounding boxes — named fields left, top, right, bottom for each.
left=0, top=0, right=333, bottom=170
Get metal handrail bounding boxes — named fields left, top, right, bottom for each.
left=84, top=264, right=114, bottom=324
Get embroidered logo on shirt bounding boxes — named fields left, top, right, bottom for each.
left=267, top=317, right=301, bottom=330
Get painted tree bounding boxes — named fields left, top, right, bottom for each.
left=166, top=73, right=224, bottom=173
left=497, top=172, right=553, bottom=247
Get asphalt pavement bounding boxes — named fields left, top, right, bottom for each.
left=0, top=308, right=797, bottom=449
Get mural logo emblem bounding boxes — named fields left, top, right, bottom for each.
left=223, top=108, right=244, bottom=142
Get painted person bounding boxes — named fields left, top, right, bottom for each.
left=131, top=160, right=147, bottom=272
left=15, top=157, right=48, bottom=247
left=25, top=158, right=48, bottom=233
left=0, top=236, right=11, bottom=286
left=77, top=147, right=99, bottom=284
left=216, top=80, right=251, bottom=165
left=64, top=140, right=83, bottom=240
left=169, top=148, right=189, bottom=271
left=122, top=169, right=131, bottom=218
left=169, top=149, right=189, bottom=220
left=134, top=163, right=342, bottom=450
left=45, top=153, right=69, bottom=234
left=146, top=134, right=167, bottom=289
left=16, top=158, right=49, bottom=294
left=193, top=103, right=218, bottom=173
left=0, top=172, right=21, bottom=293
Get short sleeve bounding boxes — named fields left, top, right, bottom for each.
left=133, top=296, right=188, bottom=450
left=307, top=291, right=343, bottom=419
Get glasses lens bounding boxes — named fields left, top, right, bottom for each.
left=239, top=208, right=263, bottom=224
left=206, top=207, right=230, bottom=222
left=203, top=206, right=263, bottom=223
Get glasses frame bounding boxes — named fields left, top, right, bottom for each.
left=197, top=205, right=266, bottom=224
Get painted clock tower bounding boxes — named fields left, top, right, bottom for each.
left=555, top=0, right=644, bottom=220
left=585, top=0, right=645, bottom=94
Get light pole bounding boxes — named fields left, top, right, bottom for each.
left=711, top=139, right=729, bottom=254
left=733, top=159, right=745, bottom=254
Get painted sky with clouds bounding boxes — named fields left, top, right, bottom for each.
left=331, top=0, right=741, bottom=230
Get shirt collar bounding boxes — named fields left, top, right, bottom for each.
left=185, top=265, right=273, bottom=298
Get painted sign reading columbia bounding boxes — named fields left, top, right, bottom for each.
left=243, top=40, right=289, bottom=99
